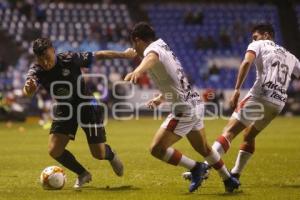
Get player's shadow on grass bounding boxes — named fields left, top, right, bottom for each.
left=79, top=185, right=141, bottom=191
left=216, top=190, right=245, bottom=196
left=182, top=190, right=245, bottom=197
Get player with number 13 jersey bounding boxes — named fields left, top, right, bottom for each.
left=203, top=24, right=300, bottom=184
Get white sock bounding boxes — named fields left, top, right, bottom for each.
left=205, top=149, right=230, bottom=180
left=212, top=135, right=231, bottom=155
left=180, top=155, right=197, bottom=170
left=231, top=150, right=252, bottom=174
left=163, top=148, right=196, bottom=170
left=212, top=141, right=225, bottom=155
left=217, top=165, right=231, bottom=180
left=204, top=142, right=224, bottom=166
left=205, top=136, right=230, bottom=167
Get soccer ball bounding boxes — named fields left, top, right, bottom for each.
left=40, top=166, right=66, bottom=190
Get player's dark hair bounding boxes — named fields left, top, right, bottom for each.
left=251, top=23, right=275, bottom=39
left=130, top=22, right=156, bottom=42
left=32, top=38, right=53, bottom=56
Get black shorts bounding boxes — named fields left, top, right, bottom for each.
left=50, top=101, right=106, bottom=144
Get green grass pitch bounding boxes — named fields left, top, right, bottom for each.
left=0, top=117, right=300, bottom=200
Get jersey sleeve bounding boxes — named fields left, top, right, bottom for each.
left=72, top=52, right=94, bottom=68
left=246, top=41, right=261, bottom=57
left=143, top=44, right=163, bottom=61
left=293, top=58, right=300, bottom=78
left=25, top=65, right=41, bottom=84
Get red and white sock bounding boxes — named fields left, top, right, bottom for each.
left=212, top=135, right=231, bottom=155
left=204, top=135, right=231, bottom=166
left=162, top=148, right=196, bottom=170
left=231, top=143, right=254, bottom=175
left=205, top=149, right=230, bottom=180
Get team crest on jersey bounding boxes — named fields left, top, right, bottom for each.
left=62, top=68, right=70, bottom=76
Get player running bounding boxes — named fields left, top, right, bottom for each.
left=203, top=23, right=300, bottom=181
left=23, top=38, right=137, bottom=189
left=124, top=22, right=240, bottom=193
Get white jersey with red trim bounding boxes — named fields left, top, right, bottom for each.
left=246, top=40, right=300, bottom=107
left=143, top=38, right=201, bottom=112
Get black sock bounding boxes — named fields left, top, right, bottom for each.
left=54, top=150, right=86, bottom=175
left=105, top=144, right=115, bottom=161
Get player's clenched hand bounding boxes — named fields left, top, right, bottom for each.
left=124, top=71, right=141, bottom=84
left=23, top=78, right=37, bottom=96
left=146, top=95, right=163, bottom=109
left=123, top=48, right=137, bottom=59
left=229, top=89, right=240, bottom=109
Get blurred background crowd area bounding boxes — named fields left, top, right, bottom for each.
left=0, top=0, right=300, bottom=123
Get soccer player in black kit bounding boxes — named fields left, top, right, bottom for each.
left=23, top=38, right=137, bottom=189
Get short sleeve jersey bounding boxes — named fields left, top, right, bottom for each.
left=143, top=39, right=201, bottom=111
left=246, top=40, right=300, bottom=107
left=26, top=51, right=94, bottom=104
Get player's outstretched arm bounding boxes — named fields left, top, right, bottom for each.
left=124, top=52, right=159, bottom=84
left=23, top=78, right=37, bottom=97
left=230, top=52, right=256, bottom=109
left=94, top=48, right=137, bottom=59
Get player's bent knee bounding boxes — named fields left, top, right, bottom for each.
left=48, top=147, right=64, bottom=158
left=48, top=133, right=69, bottom=158
left=243, top=135, right=256, bottom=143
left=150, top=145, right=167, bottom=159
left=222, top=130, right=237, bottom=142
left=243, top=130, right=257, bottom=142
left=91, top=150, right=105, bottom=160
left=240, top=141, right=255, bottom=154
left=89, top=143, right=106, bottom=160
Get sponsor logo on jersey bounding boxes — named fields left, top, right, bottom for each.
left=262, top=81, right=286, bottom=94
left=262, top=81, right=287, bottom=102
left=270, top=91, right=287, bottom=102
left=62, top=68, right=70, bottom=76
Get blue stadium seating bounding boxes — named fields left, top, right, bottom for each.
left=0, top=2, right=133, bottom=84
left=144, top=3, right=282, bottom=89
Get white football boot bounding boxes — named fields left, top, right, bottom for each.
left=73, top=171, right=92, bottom=189
left=109, top=151, right=124, bottom=176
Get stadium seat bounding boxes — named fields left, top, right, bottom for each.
left=0, top=2, right=134, bottom=80
left=144, top=3, right=282, bottom=89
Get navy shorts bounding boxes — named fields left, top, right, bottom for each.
left=50, top=101, right=106, bottom=144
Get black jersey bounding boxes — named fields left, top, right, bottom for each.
left=26, top=51, right=94, bottom=104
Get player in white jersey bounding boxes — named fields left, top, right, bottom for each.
left=205, top=23, right=300, bottom=181
left=124, top=22, right=240, bottom=193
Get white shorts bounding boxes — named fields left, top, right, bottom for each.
left=231, top=95, right=283, bottom=131
left=161, top=103, right=205, bottom=137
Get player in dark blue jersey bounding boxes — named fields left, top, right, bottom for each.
left=23, top=38, right=137, bottom=189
